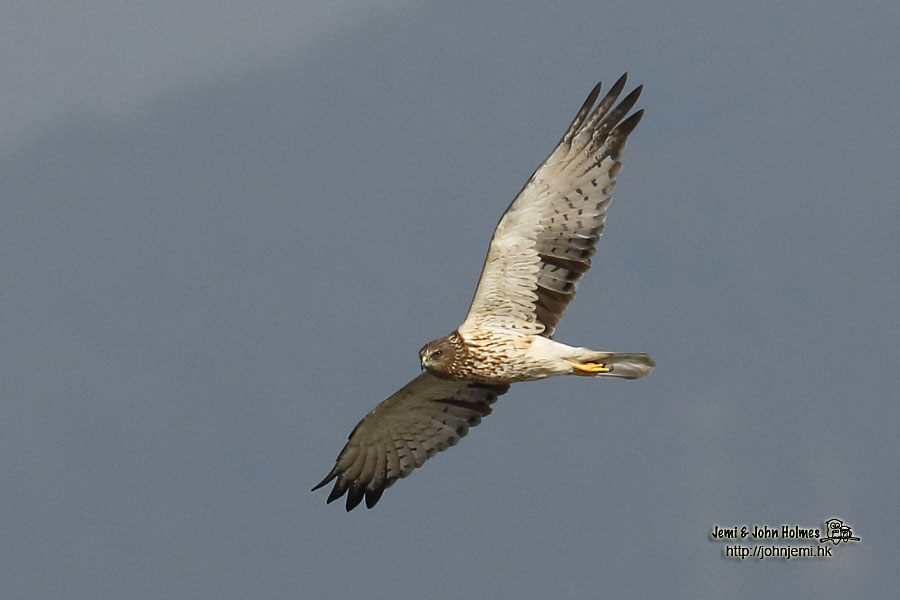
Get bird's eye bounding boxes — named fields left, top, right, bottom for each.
left=432, top=350, right=443, bottom=360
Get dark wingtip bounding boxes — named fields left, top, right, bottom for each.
left=609, top=73, right=628, bottom=97
left=311, top=470, right=337, bottom=492
left=617, top=85, right=643, bottom=114
left=345, top=485, right=365, bottom=511
left=615, top=109, right=644, bottom=136
left=587, top=80, right=603, bottom=104
left=364, top=486, right=385, bottom=509
left=326, top=483, right=345, bottom=504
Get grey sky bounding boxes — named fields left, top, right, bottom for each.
left=0, top=0, right=408, bottom=157
left=2, top=1, right=899, bottom=598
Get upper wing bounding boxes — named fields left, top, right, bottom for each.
left=459, top=74, right=643, bottom=339
left=312, top=373, right=509, bottom=511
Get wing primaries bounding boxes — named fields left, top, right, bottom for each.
left=312, top=373, right=509, bottom=511
left=460, top=74, right=643, bottom=338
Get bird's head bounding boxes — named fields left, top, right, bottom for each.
left=419, top=332, right=461, bottom=377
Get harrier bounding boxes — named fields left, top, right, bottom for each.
left=313, top=74, right=654, bottom=510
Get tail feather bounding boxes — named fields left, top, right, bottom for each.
left=586, top=352, right=655, bottom=379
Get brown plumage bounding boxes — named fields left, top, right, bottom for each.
left=314, top=74, right=654, bottom=510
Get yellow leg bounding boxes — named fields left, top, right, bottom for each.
left=565, top=360, right=610, bottom=375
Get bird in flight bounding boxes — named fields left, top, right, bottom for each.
left=313, top=74, right=654, bottom=511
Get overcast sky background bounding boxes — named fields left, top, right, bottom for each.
left=3, top=1, right=899, bottom=598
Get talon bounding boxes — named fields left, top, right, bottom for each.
left=566, top=360, right=611, bottom=375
